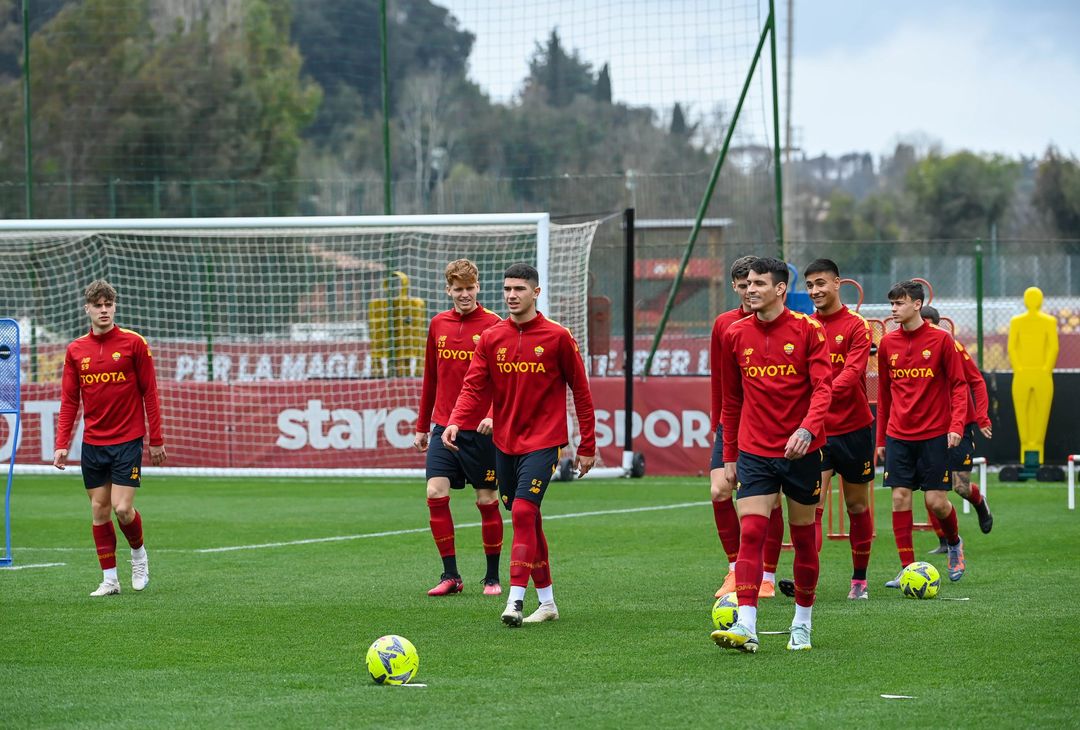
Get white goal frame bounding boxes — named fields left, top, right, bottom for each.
left=6, top=213, right=608, bottom=479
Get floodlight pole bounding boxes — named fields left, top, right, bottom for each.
left=379, top=0, right=393, bottom=215
left=769, top=0, right=785, bottom=258
left=22, top=0, right=32, bottom=218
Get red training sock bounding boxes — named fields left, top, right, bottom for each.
left=118, top=510, right=144, bottom=550
left=477, top=500, right=503, bottom=556
left=928, top=510, right=945, bottom=539
left=92, top=522, right=117, bottom=571
left=530, top=511, right=552, bottom=589
left=939, top=504, right=960, bottom=544
left=427, top=496, right=455, bottom=558
left=789, top=522, right=819, bottom=608
left=892, top=510, right=914, bottom=568
left=734, top=513, right=769, bottom=608
left=814, top=505, right=824, bottom=553
left=762, top=505, right=784, bottom=573
left=509, top=499, right=539, bottom=588
left=967, top=483, right=984, bottom=506
left=711, top=499, right=740, bottom=563
left=848, top=510, right=873, bottom=577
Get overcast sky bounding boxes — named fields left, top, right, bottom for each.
left=437, top=0, right=1080, bottom=159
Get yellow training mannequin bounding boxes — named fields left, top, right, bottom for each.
left=1007, top=287, right=1058, bottom=464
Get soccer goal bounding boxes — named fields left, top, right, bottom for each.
left=0, top=214, right=601, bottom=477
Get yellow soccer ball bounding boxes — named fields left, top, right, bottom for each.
left=366, top=635, right=419, bottom=685
left=711, top=592, right=739, bottom=630
left=900, top=561, right=941, bottom=599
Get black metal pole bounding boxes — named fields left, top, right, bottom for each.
left=623, top=208, right=634, bottom=466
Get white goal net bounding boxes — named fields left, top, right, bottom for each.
left=0, top=214, right=600, bottom=476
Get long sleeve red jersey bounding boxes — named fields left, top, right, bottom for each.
left=449, top=312, right=596, bottom=457
left=720, top=308, right=833, bottom=462
left=813, top=306, right=874, bottom=436
left=875, top=320, right=967, bottom=446
left=953, top=337, right=991, bottom=429
left=416, top=306, right=501, bottom=432
left=56, top=326, right=164, bottom=449
left=709, top=307, right=751, bottom=430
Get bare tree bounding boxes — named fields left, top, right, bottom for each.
left=398, top=69, right=460, bottom=212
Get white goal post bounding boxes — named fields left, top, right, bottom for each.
left=0, top=213, right=608, bottom=478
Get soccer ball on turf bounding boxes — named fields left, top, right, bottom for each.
left=711, top=592, right=739, bottom=630
left=900, top=561, right=941, bottom=599
left=365, top=635, right=419, bottom=685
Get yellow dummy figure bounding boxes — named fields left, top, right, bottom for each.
left=1007, top=287, right=1058, bottom=465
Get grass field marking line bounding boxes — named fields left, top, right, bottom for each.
left=196, top=501, right=710, bottom=554
left=0, top=562, right=66, bottom=571
left=880, top=695, right=916, bottom=700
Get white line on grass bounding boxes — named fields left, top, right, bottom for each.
left=195, top=501, right=709, bottom=554
left=0, top=562, right=66, bottom=571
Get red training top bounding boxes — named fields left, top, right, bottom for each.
left=709, top=307, right=751, bottom=430
left=952, top=336, right=991, bottom=429
left=720, top=308, right=833, bottom=462
left=875, top=320, right=967, bottom=446
left=416, top=306, right=501, bottom=432
left=56, top=326, right=164, bottom=448
left=449, top=312, right=596, bottom=457
left=813, top=305, right=874, bottom=436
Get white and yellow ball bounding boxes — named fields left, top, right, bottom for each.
left=900, top=561, right=941, bottom=599
left=365, top=635, right=419, bottom=685
left=711, top=592, right=739, bottom=630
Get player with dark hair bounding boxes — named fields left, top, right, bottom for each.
left=415, top=259, right=505, bottom=597
left=709, top=255, right=755, bottom=597
left=444, top=262, right=596, bottom=627
left=53, top=279, right=166, bottom=596
left=919, top=305, right=994, bottom=549
left=876, top=282, right=969, bottom=587
left=711, top=257, right=833, bottom=653
left=804, top=259, right=876, bottom=600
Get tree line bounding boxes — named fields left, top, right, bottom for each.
left=0, top=0, right=1074, bottom=240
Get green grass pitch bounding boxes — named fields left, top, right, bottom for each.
left=2, top=474, right=1079, bottom=728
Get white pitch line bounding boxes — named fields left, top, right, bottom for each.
left=0, top=562, right=66, bottom=571
left=196, top=501, right=709, bottom=554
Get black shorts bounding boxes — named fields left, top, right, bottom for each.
left=495, top=447, right=561, bottom=511
left=735, top=450, right=823, bottom=506
left=883, top=435, right=951, bottom=491
left=81, top=437, right=143, bottom=490
left=710, top=424, right=725, bottom=470
left=427, top=424, right=497, bottom=490
left=820, top=426, right=875, bottom=485
left=947, top=424, right=978, bottom=473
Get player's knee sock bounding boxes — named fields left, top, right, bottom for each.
left=711, top=498, right=740, bottom=565
left=927, top=510, right=946, bottom=539
left=477, top=501, right=503, bottom=580
left=814, top=506, right=824, bottom=553
left=966, top=483, right=984, bottom=506
left=848, top=510, right=872, bottom=581
left=531, top=512, right=552, bottom=590
left=790, top=523, right=819, bottom=615
left=762, top=506, right=784, bottom=576
left=892, top=510, right=914, bottom=568
left=118, top=510, right=144, bottom=550
left=92, top=521, right=117, bottom=575
left=427, top=496, right=457, bottom=576
left=940, top=504, right=960, bottom=546
left=509, top=499, right=539, bottom=588
left=735, top=513, right=768, bottom=609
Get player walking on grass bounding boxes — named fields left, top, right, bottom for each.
left=919, top=306, right=994, bottom=551
left=53, top=280, right=166, bottom=596
left=711, top=257, right=832, bottom=653
left=414, top=259, right=505, bottom=597
left=876, top=283, right=969, bottom=587
left=444, top=263, right=596, bottom=628
left=709, top=256, right=754, bottom=598
left=805, top=259, right=876, bottom=600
